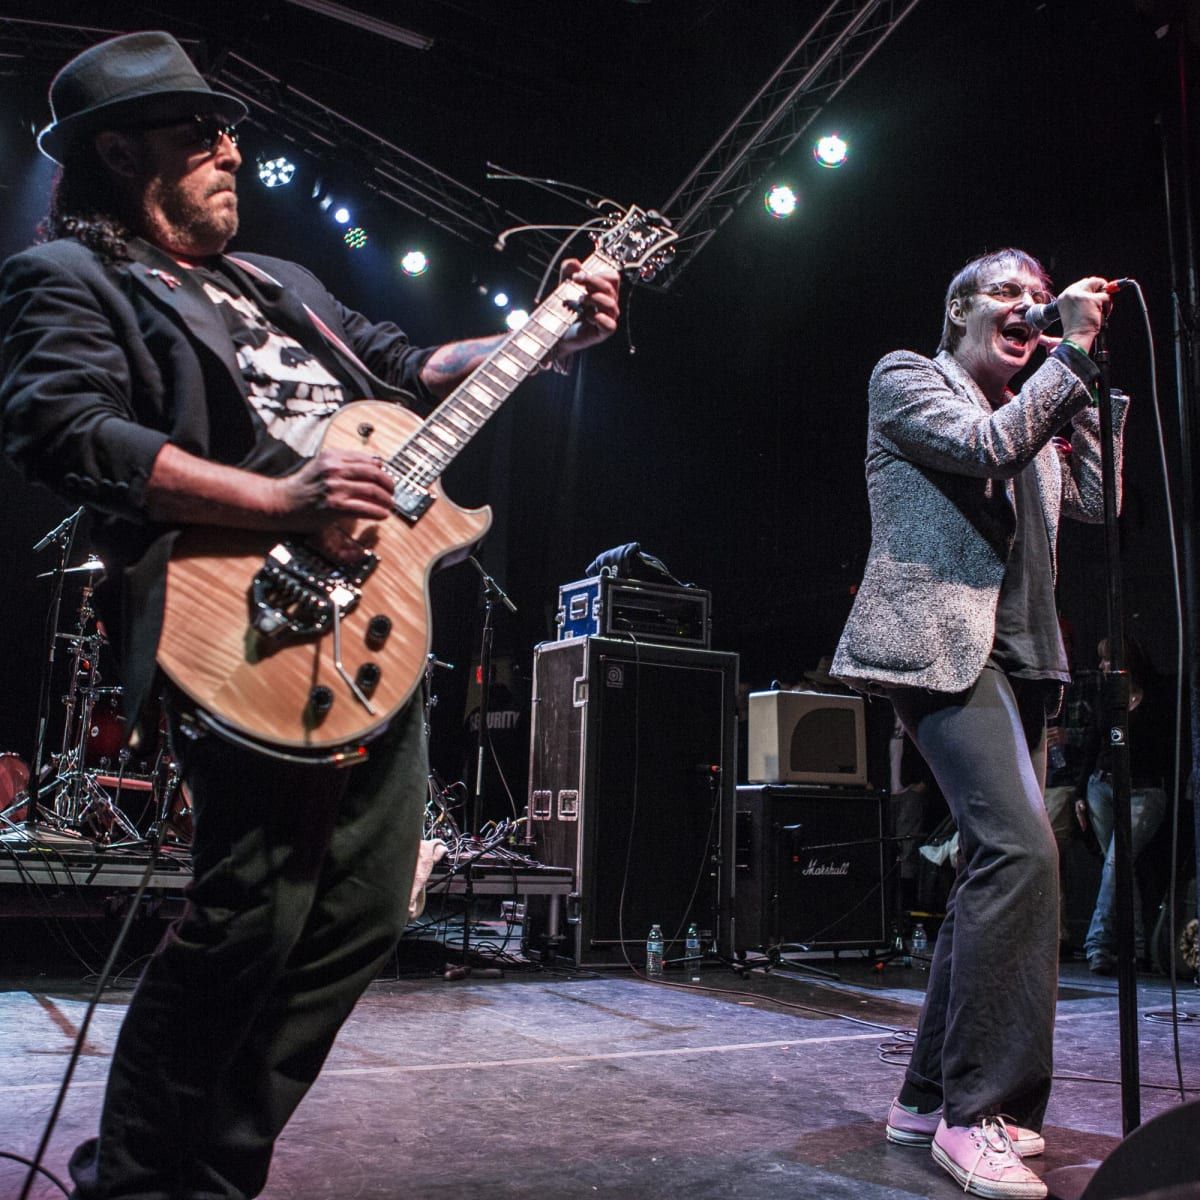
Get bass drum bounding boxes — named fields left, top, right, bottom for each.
left=0, top=752, right=30, bottom=821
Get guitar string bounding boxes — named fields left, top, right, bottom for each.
left=388, top=279, right=582, bottom=489
left=381, top=262, right=600, bottom=495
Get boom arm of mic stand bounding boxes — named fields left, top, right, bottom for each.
left=1094, top=321, right=1142, bottom=1134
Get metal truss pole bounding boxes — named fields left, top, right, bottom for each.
left=657, top=0, right=921, bottom=289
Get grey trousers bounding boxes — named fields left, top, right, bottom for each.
left=889, top=667, right=1060, bottom=1129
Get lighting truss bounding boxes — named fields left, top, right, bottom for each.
left=280, top=0, right=433, bottom=51
left=0, top=6, right=923, bottom=287
left=656, top=0, right=923, bottom=290
left=0, top=16, right=560, bottom=282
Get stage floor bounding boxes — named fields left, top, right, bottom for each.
left=1, top=944, right=1197, bottom=1199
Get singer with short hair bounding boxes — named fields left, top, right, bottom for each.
left=831, top=248, right=1125, bottom=1199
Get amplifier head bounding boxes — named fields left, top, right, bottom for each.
left=747, top=689, right=867, bottom=786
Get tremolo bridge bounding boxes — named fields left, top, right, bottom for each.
left=250, top=539, right=376, bottom=642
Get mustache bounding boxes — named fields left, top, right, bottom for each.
left=207, top=177, right=238, bottom=197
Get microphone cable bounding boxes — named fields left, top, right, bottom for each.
left=15, top=834, right=164, bottom=1200
left=1118, top=279, right=1196, bottom=1105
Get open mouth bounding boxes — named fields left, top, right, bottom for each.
left=1001, top=321, right=1031, bottom=349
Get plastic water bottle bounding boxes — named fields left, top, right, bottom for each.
left=911, top=922, right=928, bottom=970
left=646, top=924, right=664, bottom=978
left=684, top=923, right=702, bottom=982
left=1047, top=734, right=1067, bottom=774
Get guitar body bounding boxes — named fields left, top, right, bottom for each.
left=157, top=400, right=491, bottom=751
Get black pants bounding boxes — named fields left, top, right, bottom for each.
left=70, top=697, right=427, bottom=1200
left=889, top=667, right=1060, bottom=1129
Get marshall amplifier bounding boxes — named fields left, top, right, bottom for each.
left=556, top=576, right=711, bottom=648
left=734, top=784, right=887, bottom=954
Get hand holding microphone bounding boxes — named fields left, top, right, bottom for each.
left=1025, top=277, right=1132, bottom=351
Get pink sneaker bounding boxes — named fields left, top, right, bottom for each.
left=885, top=1098, right=1045, bottom=1156
left=931, top=1117, right=1047, bottom=1199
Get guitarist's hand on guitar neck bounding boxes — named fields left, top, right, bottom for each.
left=417, top=258, right=621, bottom=398
left=550, top=258, right=622, bottom=364
left=145, top=442, right=393, bottom=533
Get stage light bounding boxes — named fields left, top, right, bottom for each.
left=764, top=184, right=798, bottom=219
left=813, top=133, right=848, bottom=168
left=257, top=155, right=296, bottom=188
left=492, top=291, right=509, bottom=308
left=333, top=206, right=351, bottom=225
left=505, top=309, right=530, bottom=330
left=400, top=250, right=428, bottom=276
left=344, top=227, right=368, bottom=249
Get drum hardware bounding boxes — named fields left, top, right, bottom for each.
left=3, top=515, right=187, bottom=849
left=3, top=508, right=84, bottom=843
left=36, top=555, right=106, bottom=580
left=421, top=652, right=462, bottom=843
left=106, top=759, right=191, bottom=851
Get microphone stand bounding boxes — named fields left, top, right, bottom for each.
left=1093, top=317, right=1141, bottom=1133
left=444, top=556, right=516, bottom=981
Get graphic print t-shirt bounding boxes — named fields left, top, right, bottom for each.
left=191, top=264, right=353, bottom=458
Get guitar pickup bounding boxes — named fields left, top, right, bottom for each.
left=392, top=481, right=432, bottom=522
left=249, top=540, right=377, bottom=642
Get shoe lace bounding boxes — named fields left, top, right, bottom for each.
left=962, top=1118, right=1019, bottom=1192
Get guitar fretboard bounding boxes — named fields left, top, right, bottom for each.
left=387, top=250, right=612, bottom=492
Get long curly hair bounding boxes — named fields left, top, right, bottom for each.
left=39, top=139, right=135, bottom=265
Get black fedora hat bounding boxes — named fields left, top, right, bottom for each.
left=38, top=31, right=248, bottom=164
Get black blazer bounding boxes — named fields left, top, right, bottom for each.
left=0, top=235, right=435, bottom=722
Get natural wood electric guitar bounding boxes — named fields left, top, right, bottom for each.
left=157, top=205, right=676, bottom=756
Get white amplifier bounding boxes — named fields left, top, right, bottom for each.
left=747, top=689, right=867, bottom=786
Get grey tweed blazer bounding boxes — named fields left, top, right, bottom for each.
left=831, top=349, right=1128, bottom=695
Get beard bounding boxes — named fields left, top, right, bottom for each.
left=140, top=171, right=239, bottom=258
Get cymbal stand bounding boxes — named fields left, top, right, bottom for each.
left=45, top=583, right=139, bottom=842
left=2, top=509, right=82, bottom=843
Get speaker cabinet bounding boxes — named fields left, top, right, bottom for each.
left=735, top=784, right=887, bottom=953
left=524, top=637, right=738, bottom=966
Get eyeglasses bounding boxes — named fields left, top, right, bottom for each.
left=978, top=280, right=1053, bottom=307
left=125, top=113, right=240, bottom=154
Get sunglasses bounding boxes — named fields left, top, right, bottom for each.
left=125, top=113, right=240, bottom=153
left=977, top=280, right=1053, bottom=307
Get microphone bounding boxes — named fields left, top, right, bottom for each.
left=1025, top=278, right=1133, bottom=332
left=32, top=507, right=83, bottom=552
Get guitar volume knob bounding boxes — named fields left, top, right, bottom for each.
left=366, top=615, right=392, bottom=649
left=307, top=685, right=335, bottom=722
left=355, top=662, right=381, bottom=696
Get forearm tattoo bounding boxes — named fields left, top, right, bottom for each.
left=426, top=336, right=506, bottom=380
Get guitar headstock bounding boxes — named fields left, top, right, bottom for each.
left=594, top=205, right=677, bottom=282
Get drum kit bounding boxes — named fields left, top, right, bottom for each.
left=0, top=512, right=191, bottom=851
